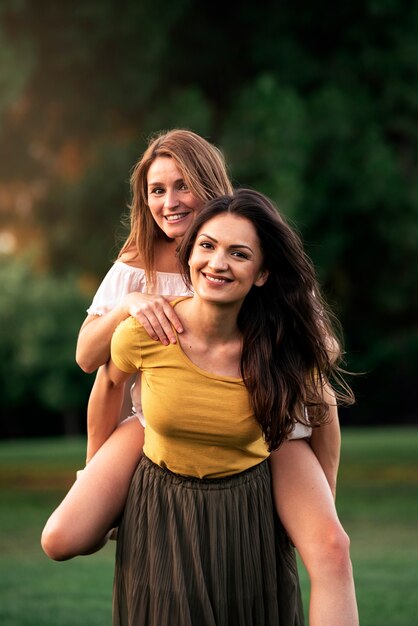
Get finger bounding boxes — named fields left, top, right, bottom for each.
left=138, top=311, right=175, bottom=345
left=139, top=302, right=182, bottom=344
left=161, top=304, right=184, bottom=336
left=136, top=314, right=164, bottom=343
left=146, top=306, right=178, bottom=345
left=156, top=313, right=178, bottom=345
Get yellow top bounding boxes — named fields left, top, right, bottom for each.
left=111, top=300, right=269, bottom=478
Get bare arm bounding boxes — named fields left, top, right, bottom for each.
left=309, top=382, right=341, bottom=499
left=85, top=364, right=128, bottom=463
left=76, top=306, right=132, bottom=374
left=76, top=292, right=184, bottom=373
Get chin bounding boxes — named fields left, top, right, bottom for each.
left=166, top=223, right=191, bottom=238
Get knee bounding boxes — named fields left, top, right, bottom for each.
left=305, top=524, right=353, bottom=580
left=41, top=517, right=74, bottom=561
left=323, top=526, right=352, bottom=573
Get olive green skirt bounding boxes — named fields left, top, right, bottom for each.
left=113, top=455, right=304, bottom=626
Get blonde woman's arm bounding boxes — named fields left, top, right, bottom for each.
left=77, top=292, right=182, bottom=372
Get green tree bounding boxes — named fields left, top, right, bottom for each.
left=0, top=257, right=94, bottom=436
left=1, top=0, right=418, bottom=428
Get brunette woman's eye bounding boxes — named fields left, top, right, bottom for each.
left=232, top=251, right=249, bottom=259
left=200, top=242, right=213, bottom=249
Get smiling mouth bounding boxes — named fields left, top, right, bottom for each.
left=203, top=272, right=233, bottom=284
left=164, top=212, right=191, bottom=222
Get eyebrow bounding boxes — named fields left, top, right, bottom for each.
left=147, top=177, right=185, bottom=187
left=197, top=233, right=254, bottom=253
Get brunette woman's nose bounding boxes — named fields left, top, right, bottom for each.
left=208, top=251, right=228, bottom=271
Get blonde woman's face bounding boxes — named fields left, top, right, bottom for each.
left=147, top=157, right=204, bottom=243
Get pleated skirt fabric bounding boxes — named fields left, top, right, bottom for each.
left=113, top=455, right=304, bottom=626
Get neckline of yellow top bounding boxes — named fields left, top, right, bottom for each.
left=170, top=297, right=244, bottom=384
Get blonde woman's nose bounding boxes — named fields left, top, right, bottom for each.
left=164, top=188, right=180, bottom=209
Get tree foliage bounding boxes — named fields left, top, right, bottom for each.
left=0, top=0, right=417, bottom=430
left=0, top=256, right=93, bottom=436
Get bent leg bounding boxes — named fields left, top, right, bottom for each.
left=41, top=416, right=144, bottom=561
left=270, top=440, right=359, bottom=626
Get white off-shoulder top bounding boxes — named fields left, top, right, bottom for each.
left=87, top=261, right=191, bottom=316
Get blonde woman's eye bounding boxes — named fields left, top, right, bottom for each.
left=149, top=186, right=164, bottom=195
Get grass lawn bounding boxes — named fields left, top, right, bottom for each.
left=0, top=428, right=417, bottom=625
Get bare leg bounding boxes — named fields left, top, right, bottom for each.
left=270, top=440, right=359, bottom=626
left=41, top=416, right=144, bottom=561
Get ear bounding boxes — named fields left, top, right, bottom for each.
left=254, top=269, right=269, bottom=287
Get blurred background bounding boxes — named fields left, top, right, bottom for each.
left=1, top=0, right=417, bottom=437
left=1, top=2, right=417, bottom=625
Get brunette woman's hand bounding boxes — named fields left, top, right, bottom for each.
left=122, top=292, right=183, bottom=345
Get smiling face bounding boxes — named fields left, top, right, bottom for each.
left=147, top=156, right=204, bottom=242
left=188, top=213, right=268, bottom=306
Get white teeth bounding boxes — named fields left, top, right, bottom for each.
left=165, top=213, right=189, bottom=222
left=205, top=274, right=227, bottom=283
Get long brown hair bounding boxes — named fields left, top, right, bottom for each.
left=119, top=129, right=233, bottom=285
left=178, top=188, right=354, bottom=451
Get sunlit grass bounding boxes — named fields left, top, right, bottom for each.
left=0, top=428, right=417, bottom=626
